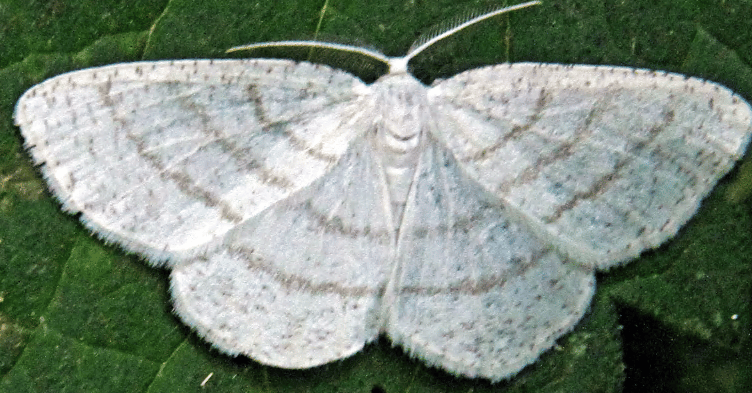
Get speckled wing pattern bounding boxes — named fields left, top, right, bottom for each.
left=170, top=133, right=394, bottom=368
left=385, top=134, right=594, bottom=379
left=429, top=63, right=752, bottom=269
left=14, top=59, right=368, bottom=263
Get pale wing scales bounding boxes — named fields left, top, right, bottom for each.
left=170, top=135, right=393, bottom=368
left=428, top=63, right=752, bottom=269
left=386, top=136, right=594, bottom=381
left=14, top=59, right=368, bottom=263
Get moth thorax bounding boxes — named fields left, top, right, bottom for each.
left=372, top=75, right=431, bottom=229
left=373, top=74, right=430, bottom=167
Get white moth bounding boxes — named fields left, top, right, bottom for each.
left=14, top=1, right=752, bottom=382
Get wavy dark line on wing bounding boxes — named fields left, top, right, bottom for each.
left=245, top=84, right=342, bottom=164
left=541, top=109, right=680, bottom=223
left=212, top=245, right=588, bottom=300
left=126, top=131, right=245, bottom=223
left=221, top=246, right=384, bottom=297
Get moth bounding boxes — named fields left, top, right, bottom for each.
left=14, top=1, right=752, bottom=381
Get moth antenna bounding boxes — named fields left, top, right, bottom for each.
left=402, top=1, right=540, bottom=65
left=228, top=1, right=540, bottom=75
left=227, top=41, right=391, bottom=68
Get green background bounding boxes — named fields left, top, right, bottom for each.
left=1, top=0, right=751, bottom=392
